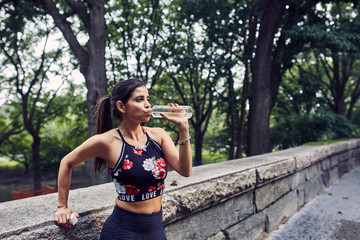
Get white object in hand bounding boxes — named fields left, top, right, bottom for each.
left=71, top=213, right=78, bottom=225
left=151, top=105, right=192, bottom=119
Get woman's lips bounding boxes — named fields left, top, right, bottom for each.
left=145, top=110, right=152, bottom=116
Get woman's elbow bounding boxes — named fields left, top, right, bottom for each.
left=181, top=168, right=192, bottom=177
left=60, top=155, right=75, bottom=169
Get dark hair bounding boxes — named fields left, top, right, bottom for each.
left=93, top=78, right=146, bottom=173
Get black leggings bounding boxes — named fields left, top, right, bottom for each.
left=100, top=205, right=167, bottom=240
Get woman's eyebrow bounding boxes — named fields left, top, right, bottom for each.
left=133, top=94, right=148, bottom=99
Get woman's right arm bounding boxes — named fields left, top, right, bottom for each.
left=55, top=134, right=110, bottom=229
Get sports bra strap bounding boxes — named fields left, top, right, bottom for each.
left=116, top=127, right=149, bottom=143
left=116, top=128, right=126, bottom=142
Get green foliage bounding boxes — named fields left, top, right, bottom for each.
left=0, top=131, right=32, bottom=171
left=40, top=135, right=72, bottom=176
left=0, top=84, right=88, bottom=174
left=350, top=104, right=360, bottom=128
left=202, top=151, right=228, bottom=165
left=271, top=111, right=358, bottom=150
left=40, top=84, right=88, bottom=175
left=0, top=160, right=22, bottom=168
left=1, top=0, right=360, bottom=174
left=106, top=0, right=167, bottom=84
left=275, top=62, right=324, bottom=116
left=203, top=109, right=228, bottom=152
left=45, top=84, right=88, bottom=149
left=0, top=0, right=43, bottom=36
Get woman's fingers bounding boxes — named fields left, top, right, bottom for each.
left=73, top=212, right=80, bottom=218
left=55, top=208, right=77, bottom=229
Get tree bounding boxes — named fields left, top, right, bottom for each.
left=106, top=0, right=167, bottom=86
left=173, top=0, right=259, bottom=160
left=163, top=4, right=220, bottom=165
left=297, top=1, right=360, bottom=120
left=38, top=0, right=107, bottom=136
left=38, top=0, right=109, bottom=183
left=0, top=110, right=23, bottom=146
left=270, top=1, right=360, bottom=149
left=0, top=4, right=65, bottom=189
left=248, top=0, right=321, bottom=156
left=41, top=85, right=88, bottom=183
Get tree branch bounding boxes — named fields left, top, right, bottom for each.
left=65, top=0, right=91, bottom=32
left=40, top=0, right=89, bottom=68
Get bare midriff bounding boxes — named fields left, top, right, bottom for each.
left=115, top=195, right=163, bottom=214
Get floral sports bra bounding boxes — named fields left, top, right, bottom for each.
left=110, top=128, right=168, bottom=202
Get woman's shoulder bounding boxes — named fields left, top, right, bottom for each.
left=143, top=126, right=168, bottom=144
left=89, top=128, right=121, bottom=145
left=143, top=126, right=166, bottom=136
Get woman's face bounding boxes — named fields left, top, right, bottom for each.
left=121, top=86, right=151, bottom=122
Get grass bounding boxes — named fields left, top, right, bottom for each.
left=0, top=160, right=23, bottom=168
left=302, top=139, right=348, bottom=146
left=202, top=151, right=228, bottom=165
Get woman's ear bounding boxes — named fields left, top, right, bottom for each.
left=116, top=101, right=126, bottom=113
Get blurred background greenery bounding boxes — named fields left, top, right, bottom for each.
left=1, top=0, right=359, bottom=201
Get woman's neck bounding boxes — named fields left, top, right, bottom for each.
left=118, top=121, right=144, bottom=142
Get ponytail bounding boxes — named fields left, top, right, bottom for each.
left=93, top=96, right=112, bottom=174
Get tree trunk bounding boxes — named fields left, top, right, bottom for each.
left=40, top=0, right=109, bottom=184
left=235, top=4, right=257, bottom=158
left=194, top=125, right=203, bottom=166
left=227, top=70, right=235, bottom=160
left=248, top=0, right=288, bottom=156
left=83, top=2, right=109, bottom=185
left=235, top=64, right=250, bottom=159
left=331, top=52, right=346, bottom=115
left=347, top=76, right=360, bottom=120
left=32, top=136, right=42, bottom=190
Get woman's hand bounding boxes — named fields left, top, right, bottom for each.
left=159, top=103, right=192, bottom=176
left=55, top=207, right=79, bottom=229
left=160, top=103, right=189, bottom=130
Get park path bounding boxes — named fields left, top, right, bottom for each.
left=267, top=166, right=360, bottom=240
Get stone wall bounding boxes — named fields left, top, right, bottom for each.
left=1, top=139, right=359, bottom=240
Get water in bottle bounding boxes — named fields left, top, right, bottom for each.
left=151, top=105, right=192, bottom=119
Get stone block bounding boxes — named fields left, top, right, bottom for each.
left=338, top=162, right=350, bottom=177
left=296, top=187, right=305, bottom=208
left=266, top=190, right=298, bottom=232
left=164, top=191, right=254, bottom=240
left=322, top=170, right=330, bottom=187
left=339, top=151, right=351, bottom=162
left=256, top=158, right=295, bottom=185
left=329, top=166, right=339, bottom=185
left=350, top=148, right=360, bottom=158
left=328, top=142, right=348, bottom=156
left=303, top=175, right=325, bottom=203
left=290, top=170, right=306, bottom=190
left=225, top=210, right=267, bottom=240
left=321, top=158, right=331, bottom=171
left=356, top=156, right=360, bottom=166
left=348, top=158, right=356, bottom=170
left=163, top=169, right=256, bottom=224
left=305, top=163, right=322, bottom=181
left=346, top=139, right=360, bottom=149
left=330, top=155, right=339, bottom=167
left=0, top=210, right=106, bottom=240
left=294, top=151, right=316, bottom=171
left=255, top=178, right=291, bottom=211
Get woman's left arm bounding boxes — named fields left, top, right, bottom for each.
left=158, top=114, right=192, bottom=177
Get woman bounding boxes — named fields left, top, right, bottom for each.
left=55, top=78, right=192, bottom=239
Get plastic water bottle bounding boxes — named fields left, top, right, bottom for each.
left=151, top=105, right=193, bottom=119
